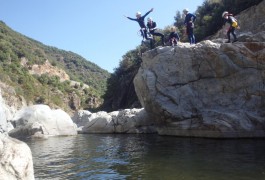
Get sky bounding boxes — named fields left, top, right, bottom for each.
left=0, top=0, right=204, bottom=73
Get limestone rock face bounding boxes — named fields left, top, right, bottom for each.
left=9, top=104, right=77, bottom=138
left=134, top=40, right=265, bottom=138
left=72, top=108, right=156, bottom=134
left=23, top=59, right=70, bottom=82
left=0, top=134, right=34, bottom=180
left=0, top=82, right=27, bottom=133
left=0, top=92, right=7, bottom=133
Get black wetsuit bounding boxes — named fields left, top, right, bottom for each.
left=169, top=31, right=180, bottom=45
left=147, top=21, right=165, bottom=44
left=127, top=10, right=152, bottom=40
left=184, top=13, right=196, bottom=44
left=223, top=15, right=237, bottom=42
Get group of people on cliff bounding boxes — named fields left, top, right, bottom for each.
left=124, top=8, right=238, bottom=47
left=124, top=8, right=195, bottom=47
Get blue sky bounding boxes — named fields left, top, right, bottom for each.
left=0, top=0, right=204, bottom=72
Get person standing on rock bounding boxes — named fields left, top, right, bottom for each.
left=222, top=11, right=238, bottom=43
left=124, top=8, right=154, bottom=42
left=147, top=17, right=165, bottom=46
left=183, top=8, right=196, bottom=45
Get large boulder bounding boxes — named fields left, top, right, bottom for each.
left=0, top=134, right=34, bottom=180
left=134, top=40, right=265, bottom=138
left=72, top=108, right=156, bottom=133
left=9, top=104, right=77, bottom=138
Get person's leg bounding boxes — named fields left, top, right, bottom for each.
left=153, top=32, right=165, bottom=45
left=231, top=28, right=237, bottom=42
left=145, top=29, right=154, bottom=48
left=189, top=28, right=195, bottom=44
left=187, top=27, right=193, bottom=44
left=191, top=34, right=195, bottom=44
left=140, top=29, right=145, bottom=40
left=143, top=29, right=149, bottom=40
left=226, top=28, right=232, bottom=43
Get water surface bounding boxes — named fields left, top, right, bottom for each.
left=26, top=134, right=265, bottom=180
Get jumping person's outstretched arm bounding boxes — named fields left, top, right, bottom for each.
left=124, top=15, right=137, bottom=21
left=142, top=8, right=154, bottom=19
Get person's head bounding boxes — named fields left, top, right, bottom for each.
left=183, top=8, right=189, bottom=15
left=222, top=11, right=229, bottom=19
left=136, top=11, right=141, bottom=18
left=170, top=26, right=176, bottom=32
left=147, top=17, right=152, bottom=23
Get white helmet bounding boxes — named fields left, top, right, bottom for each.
left=147, top=17, right=152, bottom=21
left=183, top=8, right=189, bottom=13
left=136, top=11, right=141, bottom=16
left=222, top=11, right=228, bottom=18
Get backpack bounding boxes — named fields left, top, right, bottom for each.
left=230, top=16, right=238, bottom=28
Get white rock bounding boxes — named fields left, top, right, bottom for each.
left=9, top=104, right=77, bottom=138
left=0, top=134, right=34, bottom=180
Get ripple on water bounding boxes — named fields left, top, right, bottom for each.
left=26, top=134, right=265, bottom=180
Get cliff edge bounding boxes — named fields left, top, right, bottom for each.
left=134, top=1, right=265, bottom=138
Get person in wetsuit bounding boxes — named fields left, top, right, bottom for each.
left=147, top=17, right=165, bottom=46
left=183, top=8, right=196, bottom=44
left=168, top=26, right=180, bottom=46
left=222, top=11, right=238, bottom=43
left=124, top=8, right=153, bottom=41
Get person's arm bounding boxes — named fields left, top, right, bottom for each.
left=142, top=8, right=154, bottom=19
left=124, top=15, right=137, bottom=21
left=149, top=22, right=157, bottom=31
left=153, top=22, right=157, bottom=30
left=147, top=22, right=151, bottom=29
left=192, top=14, right=196, bottom=22
left=176, top=33, right=180, bottom=41
left=184, top=15, right=188, bottom=25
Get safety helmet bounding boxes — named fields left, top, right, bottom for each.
left=222, top=11, right=228, bottom=18
left=136, top=11, right=141, bottom=16
left=183, top=8, right=189, bottom=13
left=147, top=17, right=152, bottom=21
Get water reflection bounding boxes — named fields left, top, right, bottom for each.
left=25, top=135, right=265, bottom=180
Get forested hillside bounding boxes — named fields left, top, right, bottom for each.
left=0, top=21, right=109, bottom=112
left=101, top=0, right=263, bottom=112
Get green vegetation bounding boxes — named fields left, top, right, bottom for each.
left=0, top=21, right=110, bottom=112
left=102, top=0, right=263, bottom=111
left=1, top=0, right=262, bottom=112
left=101, top=47, right=142, bottom=111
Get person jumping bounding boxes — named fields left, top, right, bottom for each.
left=124, top=8, right=154, bottom=42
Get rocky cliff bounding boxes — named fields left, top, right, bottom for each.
left=134, top=2, right=265, bottom=138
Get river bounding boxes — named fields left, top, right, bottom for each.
left=25, top=134, right=265, bottom=180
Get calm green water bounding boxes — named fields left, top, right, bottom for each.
left=25, top=134, right=265, bottom=180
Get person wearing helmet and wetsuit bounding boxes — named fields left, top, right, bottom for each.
left=124, top=8, right=153, bottom=41
left=147, top=17, right=165, bottom=46
left=222, top=11, right=238, bottom=43
left=183, top=8, right=196, bottom=44
left=168, top=26, right=180, bottom=46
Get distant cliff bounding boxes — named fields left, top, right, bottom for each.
left=134, top=1, right=265, bottom=138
